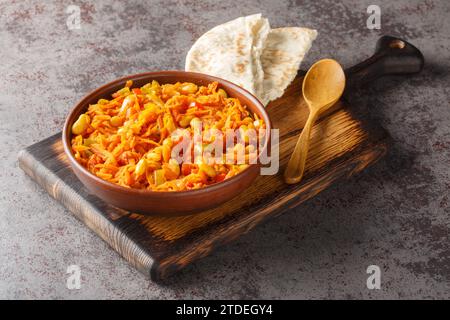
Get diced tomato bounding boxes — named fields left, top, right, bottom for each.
left=215, top=173, right=226, bottom=183
left=199, top=171, right=208, bottom=183
left=132, top=88, right=142, bottom=95
left=186, top=182, right=194, bottom=189
left=181, top=163, right=193, bottom=176
left=180, top=101, right=189, bottom=112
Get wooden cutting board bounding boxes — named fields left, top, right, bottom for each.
left=18, top=36, right=423, bottom=281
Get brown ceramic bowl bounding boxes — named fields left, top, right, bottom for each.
left=63, top=71, right=271, bottom=216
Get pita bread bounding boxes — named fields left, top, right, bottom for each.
left=185, top=14, right=270, bottom=96
left=260, top=27, right=317, bottom=105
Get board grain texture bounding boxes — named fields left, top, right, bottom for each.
left=18, top=74, right=389, bottom=281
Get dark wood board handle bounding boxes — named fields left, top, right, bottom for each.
left=344, top=35, right=424, bottom=91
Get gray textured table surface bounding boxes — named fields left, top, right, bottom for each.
left=1, top=0, right=449, bottom=299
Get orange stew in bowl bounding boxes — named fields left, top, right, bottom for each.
left=71, top=80, right=265, bottom=191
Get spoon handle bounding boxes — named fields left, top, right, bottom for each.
left=284, top=110, right=319, bottom=184
left=345, top=35, right=424, bottom=91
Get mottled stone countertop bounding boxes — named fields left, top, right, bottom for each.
left=1, top=0, right=448, bottom=299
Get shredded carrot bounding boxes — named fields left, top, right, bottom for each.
left=71, top=80, right=265, bottom=191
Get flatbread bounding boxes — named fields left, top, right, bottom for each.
left=185, top=14, right=270, bottom=96
left=260, top=27, right=317, bottom=105
left=186, top=16, right=317, bottom=106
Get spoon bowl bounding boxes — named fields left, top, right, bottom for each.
left=302, top=59, right=346, bottom=110
left=284, top=59, right=345, bottom=184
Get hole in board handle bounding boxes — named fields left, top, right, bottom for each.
left=389, top=39, right=406, bottom=49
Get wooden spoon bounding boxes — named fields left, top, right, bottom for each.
left=284, top=59, right=346, bottom=184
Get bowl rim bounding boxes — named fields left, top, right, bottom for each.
left=62, top=70, right=272, bottom=197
